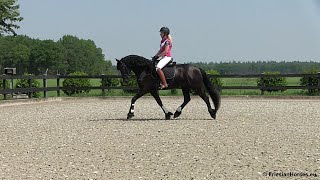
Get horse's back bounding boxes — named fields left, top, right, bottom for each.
left=174, top=64, right=203, bottom=84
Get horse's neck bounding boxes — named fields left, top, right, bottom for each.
left=124, top=58, right=152, bottom=77
left=131, top=67, right=143, bottom=77
left=127, top=65, right=145, bottom=78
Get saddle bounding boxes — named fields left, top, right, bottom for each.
left=152, top=59, right=176, bottom=80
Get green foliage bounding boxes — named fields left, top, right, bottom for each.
left=15, top=73, right=40, bottom=98
left=62, top=72, right=91, bottom=96
left=0, top=0, right=23, bottom=36
left=58, top=35, right=112, bottom=75
left=170, top=89, right=178, bottom=95
left=206, top=70, right=224, bottom=88
left=190, top=61, right=320, bottom=74
left=0, top=79, right=10, bottom=89
left=101, top=73, right=120, bottom=91
left=300, top=69, right=319, bottom=94
left=0, top=35, right=111, bottom=75
left=121, top=77, right=138, bottom=94
left=30, top=40, right=65, bottom=75
left=257, top=72, right=288, bottom=93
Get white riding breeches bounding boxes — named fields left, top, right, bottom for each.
left=156, top=56, right=172, bottom=70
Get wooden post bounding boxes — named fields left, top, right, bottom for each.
left=260, top=72, right=265, bottom=95
left=101, top=74, right=105, bottom=96
left=2, top=75, right=6, bottom=100
left=57, top=75, right=60, bottom=97
left=10, top=77, right=14, bottom=98
left=318, top=72, right=320, bottom=96
left=43, top=74, right=47, bottom=98
left=28, top=74, right=32, bottom=99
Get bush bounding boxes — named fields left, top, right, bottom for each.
left=15, top=73, right=41, bottom=98
left=206, top=70, right=224, bottom=88
left=257, top=72, right=288, bottom=93
left=63, top=72, right=91, bottom=96
left=0, top=79, right=10, bottom=89
left=300, top=69, right=319, bottom=94
left=121, top=77, right=138, bottom=94
left=101, top=73, right=120, bottom=91
left=170, top=89, right=178, bottom=95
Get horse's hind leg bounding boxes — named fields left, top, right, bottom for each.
left=127, top=90, right=147, bottom=119
left=174, top=88, right=191, bottom=118
left=197, top=90, right=216, bottom=119
left=150, top=90, right=173, bottom=120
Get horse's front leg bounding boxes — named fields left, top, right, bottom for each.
left=174, top=88, right=191, bottom=118
left=150, top=90, right=173, bottom=120
left=127, top=90, right=147, bottom=119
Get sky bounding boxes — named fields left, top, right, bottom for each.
left=16, top=0, right=320, bottom=64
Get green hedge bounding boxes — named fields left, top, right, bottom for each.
left=300, top=69, right=319, bottom=94
left=121, top=77, right=138, bottom=94
left=0, top=79, right=10, bottom=89
left=206, top=70, right=224, bottom=89
left=257, top=72, right=288, bottom=93
left=63, top=72, right=91, bottom=96
left=101, top=73, right=120, bottom=91
left=15, top=74, right=41, bottom=98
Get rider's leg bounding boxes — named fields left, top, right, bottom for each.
left=156, top=56, right=172, bottom=89
left=157, top=68, right=167, bottom=89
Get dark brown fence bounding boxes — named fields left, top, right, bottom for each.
left=1, top=73, right=320, bottom=100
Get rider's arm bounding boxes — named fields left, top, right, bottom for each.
left=155, top=49, right=162, bottom=57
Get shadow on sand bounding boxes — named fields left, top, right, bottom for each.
left=88, top=117, right=214, bottom=122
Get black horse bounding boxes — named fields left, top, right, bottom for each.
left=116, top=55, right=220, bottom=120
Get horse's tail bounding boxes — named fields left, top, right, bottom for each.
left=199, top=68, right=221, bottom=113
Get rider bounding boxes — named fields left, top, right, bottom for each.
left=153, top=27, right=173, bottom=89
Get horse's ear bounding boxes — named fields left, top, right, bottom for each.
left=116, top=58, right=119, bottom=62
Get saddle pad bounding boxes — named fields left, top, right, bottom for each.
left=162, top=66, right=175, bottom=79
left=151, top=66, right=176, bottom=80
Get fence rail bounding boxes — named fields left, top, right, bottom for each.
left=1, top=73, right=320, bottom=100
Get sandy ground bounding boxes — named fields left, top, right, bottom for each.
left=0, top=97, right=320, bottom=179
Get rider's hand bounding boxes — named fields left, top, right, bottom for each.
left=152, top=56, right=159, bottom=61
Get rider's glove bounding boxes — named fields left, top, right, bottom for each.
left=152, top=56, right=159, bottom=61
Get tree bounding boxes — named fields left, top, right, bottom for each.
left=29, top=40, right=65, bottom=75
left=0, top=0, right=23, bottom=36
left=11, top=44, right=30, bottom=74
left=58, top=35, right=112, bottom=75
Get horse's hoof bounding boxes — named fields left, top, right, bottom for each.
left=165, top=112, right=173, bottom=120
left=174, top=111, right=181, bottom=118
left=127, top=113, right=134, bottom=119
left=209, top=109, right=216, bottom=120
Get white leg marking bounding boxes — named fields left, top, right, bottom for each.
left=130, top=104, right=135, bottom=113
left=176, top=106, right=182, bottom=112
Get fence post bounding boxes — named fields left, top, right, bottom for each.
left=2, top=75, right=6, bottom=100
left=57, top=74, right=60, bottom=97
left=260, top=72, right=265, bottom=95
left=318, top=72, right=320, bottom=96
left=28, top=74, right=32, bottom=99
left=10, top=77, right=14, bottom=98
left=43, top=74, right=47, bottom=98
left=101, top=74, right=106, bottom=96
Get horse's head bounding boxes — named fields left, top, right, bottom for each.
left=116, top=59, right=131, bottom=83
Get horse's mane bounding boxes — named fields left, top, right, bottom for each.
left=121, top=55, right=153, bottom=69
